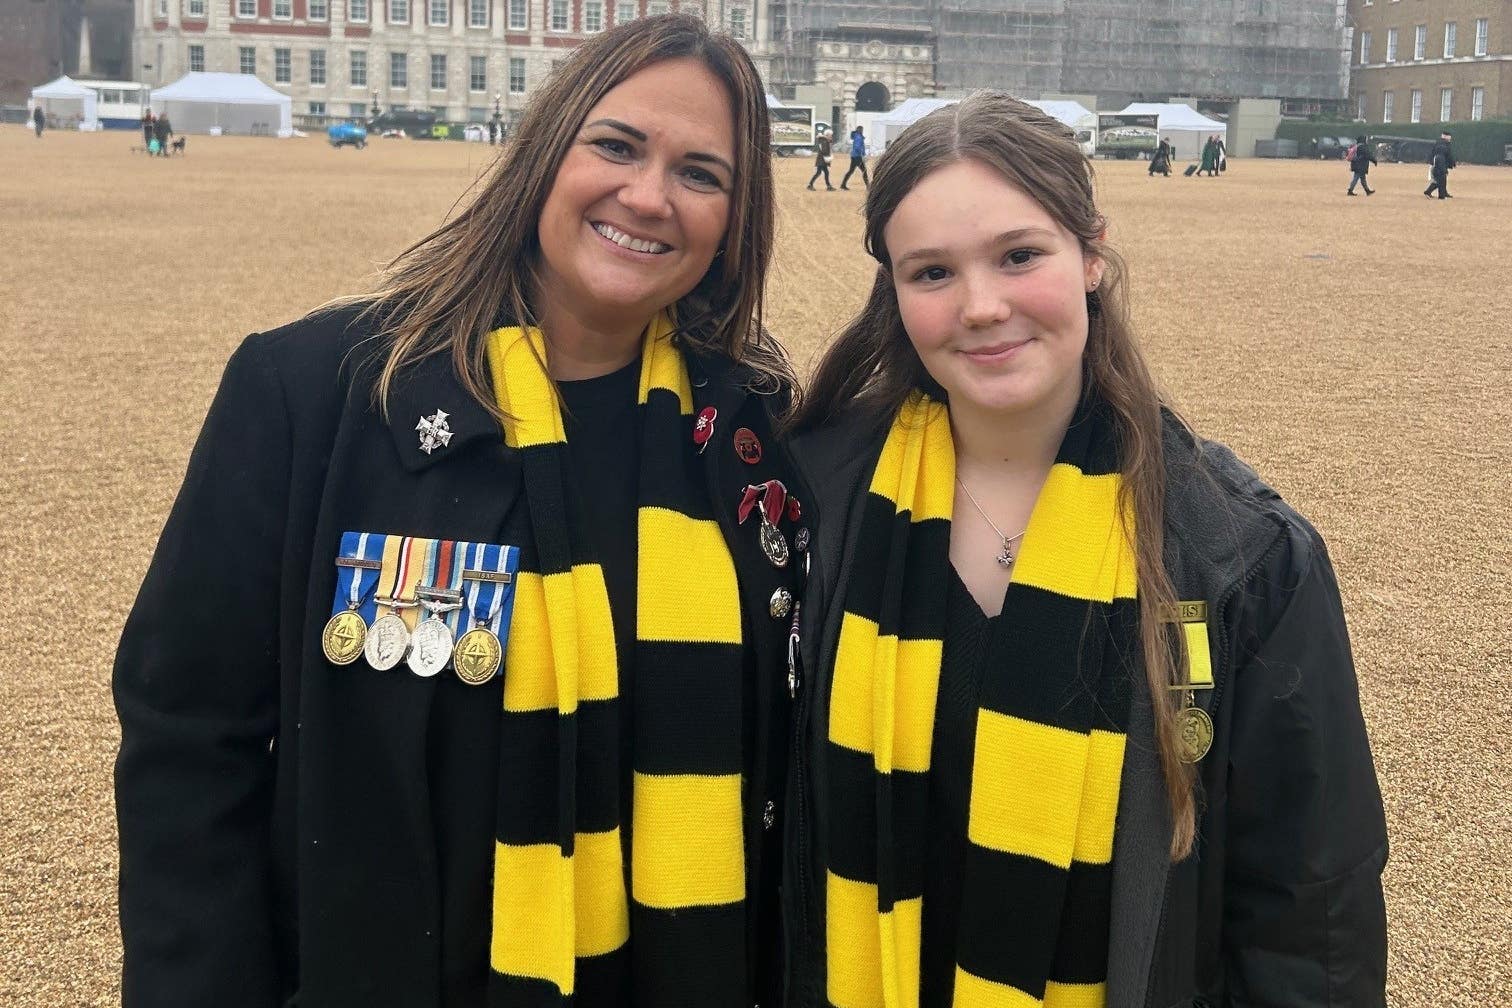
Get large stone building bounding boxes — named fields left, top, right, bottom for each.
left=1348, top=0, right=1508, bottom=123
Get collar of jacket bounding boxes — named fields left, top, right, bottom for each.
left=383, top=330, right=764, bottom=472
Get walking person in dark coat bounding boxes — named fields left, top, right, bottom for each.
left=1198, top=135, right=1219, bottom=176
left=808, top=127, right=835, bottom=190
left=1148, top=137, right=1173, bottom=177
left=141, top=110, right=154, bottom=152
left=1347, top=135, right=1377, bottom=195
left=840, top=125, right=870, bottom=189
left=154, top=114, right=174, bottom=157
left=1424, top=131, right=1456, bottom=198
left=32, top=105, right=45, bottom=138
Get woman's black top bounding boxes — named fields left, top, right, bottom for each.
left=920, top=565, right=995, bottom=1007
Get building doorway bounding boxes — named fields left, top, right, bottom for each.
left=855, top=81, right=890, bottom=112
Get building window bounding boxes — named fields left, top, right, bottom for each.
left=1470, top=87, right=1484, bottom=120
left=1439, top=88, right=1452, bottom=122
left=431, top=53, right=447, bottom=89
left=310, top=0, right=327, bottom=19
left=1382, top=90, right=1393, bottom=122
left=274, top=0, right=291, bottom=19
left=468, top=106, right=487, bottom=122
left=275, top=48, right=291, bottom=83
left=1356, top=92, right=1365, bottom=120
left=240, top=46, right=257, bottom=74
left=1385, top=28, right=1397, bottom=62
left=310, top=49, right=327, bottom=85
left=1443, top=22, right=1456, bottom=59
left=585, top=0, right=603, bottom=31
left=430, top=0, right=448, bottom=26
left=309, top=100, right=326, bottom=115
left=1413, top=24, right=1425, bottom=60
left=188, top=43, right=205, bottom=72
left=470, top=54, right=486, bottom=91
left=729, top=6, right=747, bottom=38
left=1409, top=89, right=1421, bottom=122
left=390, top=0, right=410, bottom=25
left=390, top=51, right=408, bottom=88
left=509, top=56, right=526, bottom=93
left=1474, top=18, right=1488, bottom=56
left=237, top=0, right=256, bottom=16
left=648, top=2, right=667, bottom=16
left=508, top=0, right=527, bottom=29
left=350, top=0, right=369, bottom=22
left=187, top=0, right=205, bottom=16
left=156, top=0, right=168, bottom=16
left=350, top=102, right=367, bottom=116
left=550, top=0, right=569, bottom=31
left=350, top=50, right=367, bottom=86
left=470, top=0, right=488, bottom=26
left=1359, top=30, right=1370, bottom=63
left=617, top=1, right=635, bottom=23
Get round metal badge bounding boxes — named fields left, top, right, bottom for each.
left=406, top=618, right=455, bottom=678
left=759, top=521, right=790, bottom=568
left=769, top=587, right=794, bottom=620
left=364, top=613, right=411, bottom=671
left=454, top=627, right=503, bottom=685
left=321, top=609, right=368, bottom=666
left=1178, top=705, right=1214, bottom=764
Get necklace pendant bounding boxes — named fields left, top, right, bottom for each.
left=997, top=540, right=1014, bottom=567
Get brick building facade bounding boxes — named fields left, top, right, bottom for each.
left=1349, top=0, right=1509, bottom=123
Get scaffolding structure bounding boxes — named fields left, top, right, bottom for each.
left=769, top=0, right=1349, bottom=108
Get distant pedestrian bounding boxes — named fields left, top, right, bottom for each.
left=1346, top=135, right=1376, bottom=196
left=32, top=105, right=44, bottom=138
left=153, top=113, right=173, bottom=157
left=142, top=110, right=154, bottom=152
left=840, top=125, right=869, bottom=189
left=1149, top=138, right=1172, bottom=176
left=808, top=128, right=834, bottom=190
left=1215, top=135, right=1227, bottom=173
left=1424, top=131, right=1456, bottom=199
left=487, top=117, right=497, bottom=145
left=1198, top=135, right=1219, bottom=177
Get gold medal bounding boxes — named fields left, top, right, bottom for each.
left=454, top=627, right=503, bottom=685
left=321, top=609, right=368, bottom=666
left=1178, top=705, right=1214, bottom=764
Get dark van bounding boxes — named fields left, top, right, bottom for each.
left=367, top=109, right=439, bottom=138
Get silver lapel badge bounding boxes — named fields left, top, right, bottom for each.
left=416, top=410, right=454, bottom=455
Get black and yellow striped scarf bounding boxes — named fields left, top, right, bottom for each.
left=824, top=391, right=1135, bottom=1008
left=484, top=314, right=748, bottom=1005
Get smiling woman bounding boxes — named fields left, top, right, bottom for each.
left=112, top=14, right=808, bottom=1008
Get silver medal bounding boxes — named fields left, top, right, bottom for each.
left=759, top=520, right=789, bottom=568
left=407, top=617, right=455, bottom=678
left=364, top=612, right=411, bottom=671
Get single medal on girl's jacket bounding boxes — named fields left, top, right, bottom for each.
left=1178, top=704, right=1214, bottom=763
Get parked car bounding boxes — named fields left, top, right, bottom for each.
left=1309, top=135, right=1355, bottom=159
left=1370, top=135, right=1437, bottom=164
left=367, top=109, right=439, bottom=139
left=327, top=121, right=368, bottom=149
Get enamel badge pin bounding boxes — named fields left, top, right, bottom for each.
left=416, top=410, right=454, bottom=455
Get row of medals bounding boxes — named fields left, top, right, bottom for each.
left=322, top=587, right=502, bottom=686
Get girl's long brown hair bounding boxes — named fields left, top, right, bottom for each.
left=329, top=14, right=790, bottom=418
left=796, top=91, right=1197, bottom=859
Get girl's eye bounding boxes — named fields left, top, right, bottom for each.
left=1005, top=248, right=1040, bottom=266
left=913, top=266, right=950, bottom=283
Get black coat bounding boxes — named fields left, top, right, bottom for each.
left=1350, top=143, right=1377, bottom=173
left=1431, top=140, right=1456, bottom=174
left=114, top=305, right=807, bottom=1007
left=783, top=411, right=1388, bottom=1007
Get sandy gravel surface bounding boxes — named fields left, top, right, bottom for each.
left=1, top=128, right=1507, bottom=1005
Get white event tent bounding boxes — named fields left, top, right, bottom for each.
left=30, top=76, right=100, bottom=131
left=1116, top=102, right=1229, bottom=161
left=151, top=72, right=292, bottom=137
left=870, top=96, right=1097, bottom=155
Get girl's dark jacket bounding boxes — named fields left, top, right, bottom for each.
left=113, top=306, right=805, bottom=1007
left=782, top=410, right=1389, bottom=1008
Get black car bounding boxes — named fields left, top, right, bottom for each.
left=366, top=109, right=439, bottom=139
left=1369, top=135, right=1438, bottom=164
left=1310, top=135, right=1356, bottom=159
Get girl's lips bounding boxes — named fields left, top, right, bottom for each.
left=961, top=338, right=1030, bottom=363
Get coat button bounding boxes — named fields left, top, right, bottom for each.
left=769, top=587, right=793, bottom=620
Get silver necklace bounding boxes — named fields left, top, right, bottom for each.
left=955, top=476, right=1028, bottom=568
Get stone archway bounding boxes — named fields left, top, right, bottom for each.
left=855, top=80, right=890, bottom=112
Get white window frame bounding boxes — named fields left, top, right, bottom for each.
left=1474, top=18, right=1488, bottom=57
left=240, top=46, right=257, bottom=74
left=1359, top=30, right=1370, bottom=64
left=350, top=0, right=369, bottom=22
left=729, top=6, right=747, bottom=38
left=187, top=0, right=206, bottom=17
left=1439, top=88, right=1452, bottom=122
left=1385, top=28, right=1398, bottom=63
left=469, top=54, right=486, bottom=92
left=309, top=0, right=328, bottom=20
left=470, top=0, right=488, bottom=26
left=1356, top=92, right=1365, bottom=120
left=508, top=0, right=527, bottom=29
left=430, top=0, right=449, bottom=26
left=1444, top=22, right=1456, bottom=59
left=350, top=102, right=368, bottom=117
left=309, top=100, right=326, bottom=116
left=616, top=1, right=635, bottom=24
left=188, top=43, right=205, bottom=72
left=1413, top=24, right=1426, bottom=61
left=509, top=56, right=526, bottom=93
left=310, top=49, right=327, bottom=86
left=431, top=53, right=447, bottom=90
left=1470, top=87, right=1484, bottom=121
left=1382, top=90, right=1394, bottom=122
left=584, top=0, right=603, bottom=32
left=550, top=0, right=569, bottom=32
left=237, top=0, right=256, bottom=16
left=1409, top=89, right=1421, bottom=122
left=274, top=0, right=292, bottom=21
left=350, top=50, right=368, bottom=87
left=275, top=47, right=292, bottom=83
left=389, top=0, right=410, bottom=25
left=390, top=51, right=409, bottom=88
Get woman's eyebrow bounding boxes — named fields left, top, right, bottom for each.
left=583, top=117, right=734, bottom=178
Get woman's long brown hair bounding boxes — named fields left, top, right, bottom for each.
left=329, top=14, right=790, bottom=419
left=796, top=91, right=1197, bottom=860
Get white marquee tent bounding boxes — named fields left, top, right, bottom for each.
left=30, top=76, right=100, bottom=131
left=1116, top=102, right=1229, bottom=161
left=151, top=72, right=292, bottom=137
left=870, top=96, right=1098, bottom=155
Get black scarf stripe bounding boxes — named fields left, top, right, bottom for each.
left=843, top=497, right=952, bottom=640
left=824, top=740, right=931, bottom=899
left=495, top=703, right=621, bottom=844
left=633, top=641, right=746, bottom=775
left=1049, top=860, right=1117, bottom=983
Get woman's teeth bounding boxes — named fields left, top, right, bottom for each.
left=593, top=222, right=670, bottom=254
